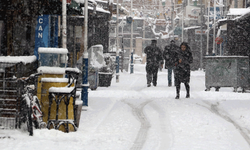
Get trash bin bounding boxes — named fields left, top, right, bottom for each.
left=123, top=57, right=130, bottom=72
left=88, top=67, right=99, bottom=90
left=98, top=72, right=113, bottom=87
left=204, top=56, right=249, bottom=91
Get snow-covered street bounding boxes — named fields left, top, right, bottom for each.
left=1, top=63, right=250, bottom=150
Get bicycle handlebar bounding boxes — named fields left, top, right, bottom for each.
left=18, top=72, right=42, bottom=83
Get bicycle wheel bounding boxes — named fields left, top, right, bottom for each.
left=27, top=104, right=33, bottom=136
left=20, top=97, right=33, bottom=136
left=33, top=96, right=45, bottom=129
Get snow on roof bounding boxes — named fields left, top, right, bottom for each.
left=37, top=67, right=66, bottom=74
left=75, top=0, right=97, bottom=5
left=96, top=7, right=110, bottom=13
left=95, top=0, right=108, bottom=3
left=227, top=8, right=250, bottom=16
left=184, top=26, right=200, bottom=30
left=38, top=47, right=68, bottom=54
left=82, top=6, right=110, bottom=14
left=75, top=0, right=110, bottom=14
left=0, top=55, right=37, bottom=65
left=231, top=8, right=250, bottom=21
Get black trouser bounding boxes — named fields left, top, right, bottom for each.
left=146, top=64, right=158, bottom=85
left=175, top=79, right=190, bottom=96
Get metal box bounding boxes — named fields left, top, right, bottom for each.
left=204, top=56, right=249, bottom=92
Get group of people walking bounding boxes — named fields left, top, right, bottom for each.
left=144, top=39, right=193, bottom=99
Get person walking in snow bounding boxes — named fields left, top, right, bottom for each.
left=174, top=42, right=193, bottom=99
left=144, top=39, right=164, bottom=87
left=163, top=40, right=179, bottom=87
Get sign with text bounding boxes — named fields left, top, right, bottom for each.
left=195, top=29, right=206, bottom=35
left=186, top=6, right=200, bottom=20
left=34, top=15, right=58, bottom=58
left=208, top=7, right=221, bottom=20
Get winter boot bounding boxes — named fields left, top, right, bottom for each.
left=168, top=82, right=172, bottom=87
left=147, top=83, right=151, bottom=87
left=175, top=86, right=180, bottom=99
left=185, top=83, right=190, bottom=98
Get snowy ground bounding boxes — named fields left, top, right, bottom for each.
left=1, top=64, right=250, bottom=150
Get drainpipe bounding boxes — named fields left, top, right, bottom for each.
left=200, top=0, right=203, bottom=69
left=82, top=0, right=89, bottom=106
left=130, top=0, right=134, bottom=74
left=62, top=0, right=67, bottom=48
left=171, top=0, right=174, bottom=40
left=213, top=0, right=216, bottom=54
left=116, top=0, right=119, bottom=82
left=234, top=0, right=238, bottom=8
left=182, top=2, right=184, bottom=42
left=206, top=2, right=210, bottom=55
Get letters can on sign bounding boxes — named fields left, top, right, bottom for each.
left=38, top=16, right=44, bottom=38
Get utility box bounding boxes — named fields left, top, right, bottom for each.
left=204, top=56, right=249, bottom=92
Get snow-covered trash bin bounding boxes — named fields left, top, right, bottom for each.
left=204, top=56, right=249, bottom=92
left=88, top=67, right=99, bottom=90
left=98, top=54, right=114, bottom=87
left=77, top=45, right=114, bottom=89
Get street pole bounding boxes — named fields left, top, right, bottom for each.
left=200, top=0, right=203, bottom=70
left=130, top=0, right=134, bottom=74
left=143, top=0, right=145, bottom=50
left=62, top=0, right=67, bottom=48
left=116, top=0, right=119, bottom=82
left=171, top=0, right=174, bottom=40
left=82, top=0, right=89, bottom=106
left=121, top=16, right=124, bottom=72
left=213, top=0, right=216, bottom=54
left=206, top=2, right=210, bottom=55
left=182, top=2, right=184, bottom=42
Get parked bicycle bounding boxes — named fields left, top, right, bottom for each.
left=18, top=73, right=46, bottom=136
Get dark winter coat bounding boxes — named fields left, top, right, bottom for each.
left=174, top=42, right=193, bottom=83
left=163, top=43, right=179, bottom=69
left=144, top=44, right=163, bottom=72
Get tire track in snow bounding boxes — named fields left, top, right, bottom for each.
left=147, top=102, right=174, bottom=149
left=123, top=100, right=152, bottom=150
left=192, top=92, right=250, bottom=146
left=122, top=73, right=173, bottom=149
left=203, top=101, right=250, bottom=146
